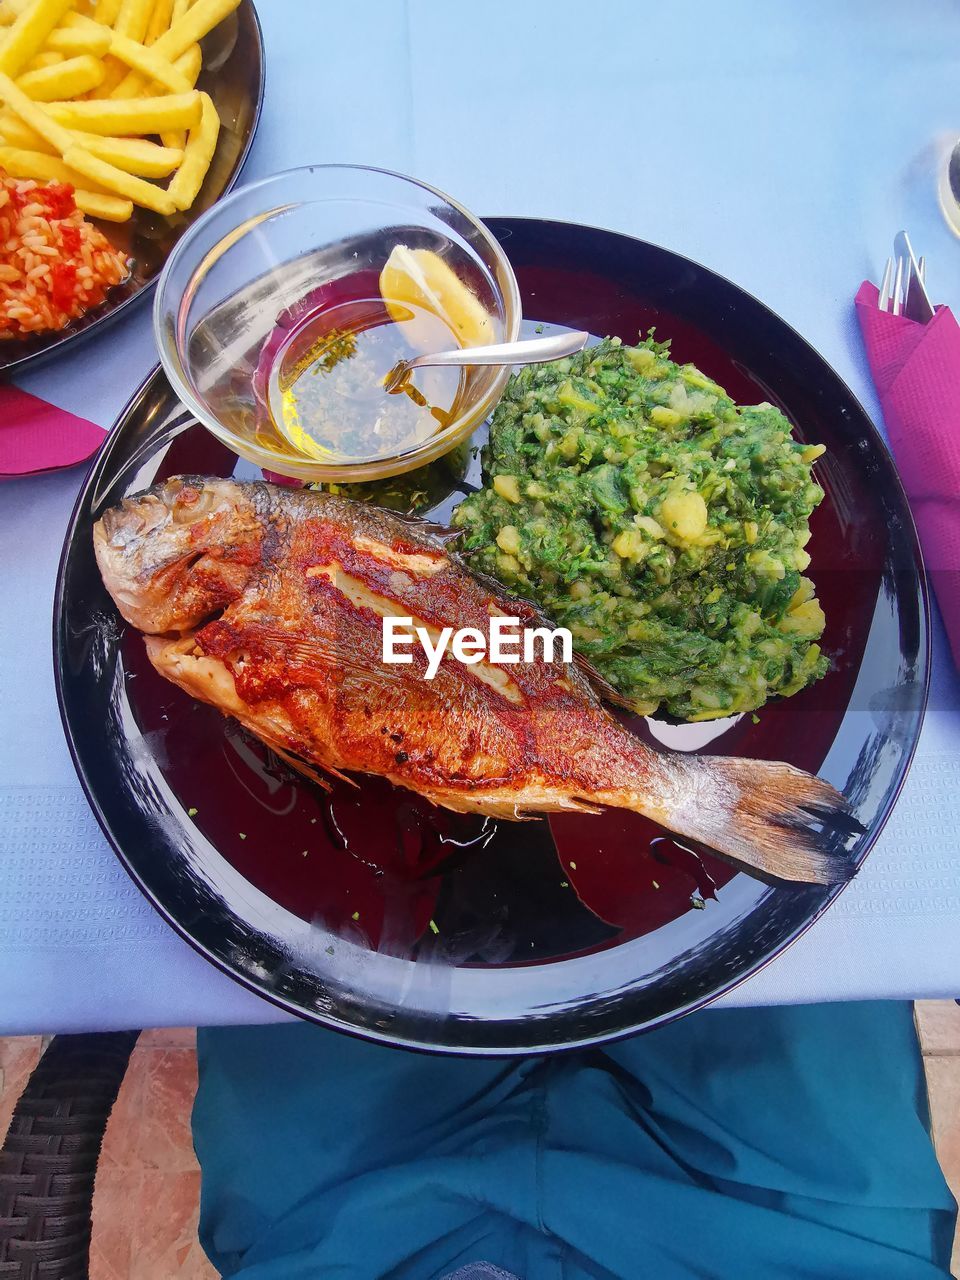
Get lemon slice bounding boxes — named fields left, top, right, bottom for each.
left=379, top=245, right=494, bottom=348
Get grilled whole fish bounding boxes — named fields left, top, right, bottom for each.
left=93, top=476, right=861, bottom=885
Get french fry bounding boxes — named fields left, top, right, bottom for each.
left=89, top=58, right=123, bottom=96
left=0, top=105, right=53, bottom=147
left=0, top=141, right=101, bottom=185
left=92, top=0, right=120, bottom=21
left=167, top=87, right=216, bottom=210
left=0, top=1, right=108, bottom=32
left=108, top=31, right=189, bottom=92
left=112, top=0, right=149, bottom=39
left=163, top=0, right=193, bottom=66
left=144, top=0, right=172, bottom=43
left=46, top=13, right=112, bottom=54
left=111, top=0, right=239, bottom=98
left=73, top=186, right=131, bottom=220
left=91, top=0, right=148, bottom=96
left=24, top=50, right=64, bottom=69
left=0, top=78, right=172, bottom=212
left=0, top=0, right=28, bottom=23
left=0, top=144, right=133, bottom=218
left=0, top=0, right=77, bottom=78
left=0, top=0, right=98, bottom=19
left=0, top=69, right=75, bottom=152
left=17, top=52, right=105, bottom=98
left=45, top=24, right=108, bottom=53
left=63, top=144, right=175, bottom=213
left=0, top=109, right=183, bottom=174
left=46, top=90, right=201, bottom=134
left=173, top=40, right=200, bottom=81
left=60, top=11, right=109, bottom=31
left=79, top=131, right=181, bottom=174
left=159, top=39, right=200, bottom=143
left=160, top=0, right=240, bottom=57
left=102, top=66, right=137, bottom=97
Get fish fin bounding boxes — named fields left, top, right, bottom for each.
left=418, top=789, right=603, bottom=821
left=146, top=635, right=353, bottom=793
left=502, top=796, right=605, bottom=820
left=268, top=742, right=358, bottom=788
left=570, top=652, right=638, bottom=711
left=390, top=509, right=466, bottom=546
left=648, top=755, right=863, bottom=885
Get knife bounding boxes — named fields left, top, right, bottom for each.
left=894, top=230, right=935, bottom=323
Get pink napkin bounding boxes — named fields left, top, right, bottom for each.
left=856, top=281, right=960, bottom=667
left=0, top=383, right=104, bottom=479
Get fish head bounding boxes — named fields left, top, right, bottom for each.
left=93, top=475, right=264, bottom=634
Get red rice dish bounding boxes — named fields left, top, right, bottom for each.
left=0, top=172, right=129, bottom=339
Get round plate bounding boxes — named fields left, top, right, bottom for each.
left=54, top=218, right=929, bottom=1054
left=0, top=0, right=264, bottom=376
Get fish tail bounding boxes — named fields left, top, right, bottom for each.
left=638, top=754, right=864, bottom=885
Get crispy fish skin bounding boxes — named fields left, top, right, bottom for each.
left=94, top=476, right=861, bottom=885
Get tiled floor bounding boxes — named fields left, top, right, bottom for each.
left=89, top=1027, right=214, bottom=1279
left=0, top=1006, right=958, bottom=1278
left=917, top=1001, right=960, bottom=1279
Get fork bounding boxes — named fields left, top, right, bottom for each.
left=878, top=231, right=935, bottom=321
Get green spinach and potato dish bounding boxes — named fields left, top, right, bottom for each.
left=454, top=335, right=828, bottom=721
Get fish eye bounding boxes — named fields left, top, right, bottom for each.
left=168, top=483, right=218, bottom=525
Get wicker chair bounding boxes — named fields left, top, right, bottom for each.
left=0, top=1033, right=139, bottom=1279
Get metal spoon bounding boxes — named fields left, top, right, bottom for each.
left=384, top=329, right=590, bottom=393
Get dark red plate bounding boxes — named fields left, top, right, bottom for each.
left=54, top=218, right=929, bottom=1054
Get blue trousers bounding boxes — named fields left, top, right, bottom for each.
left=192, top=1002, right=957, bottom=1279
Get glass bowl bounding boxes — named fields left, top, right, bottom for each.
left=153, top=165, right=522, bottom=482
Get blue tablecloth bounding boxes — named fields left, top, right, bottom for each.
left=2, top=0, right=959, bottom=1034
